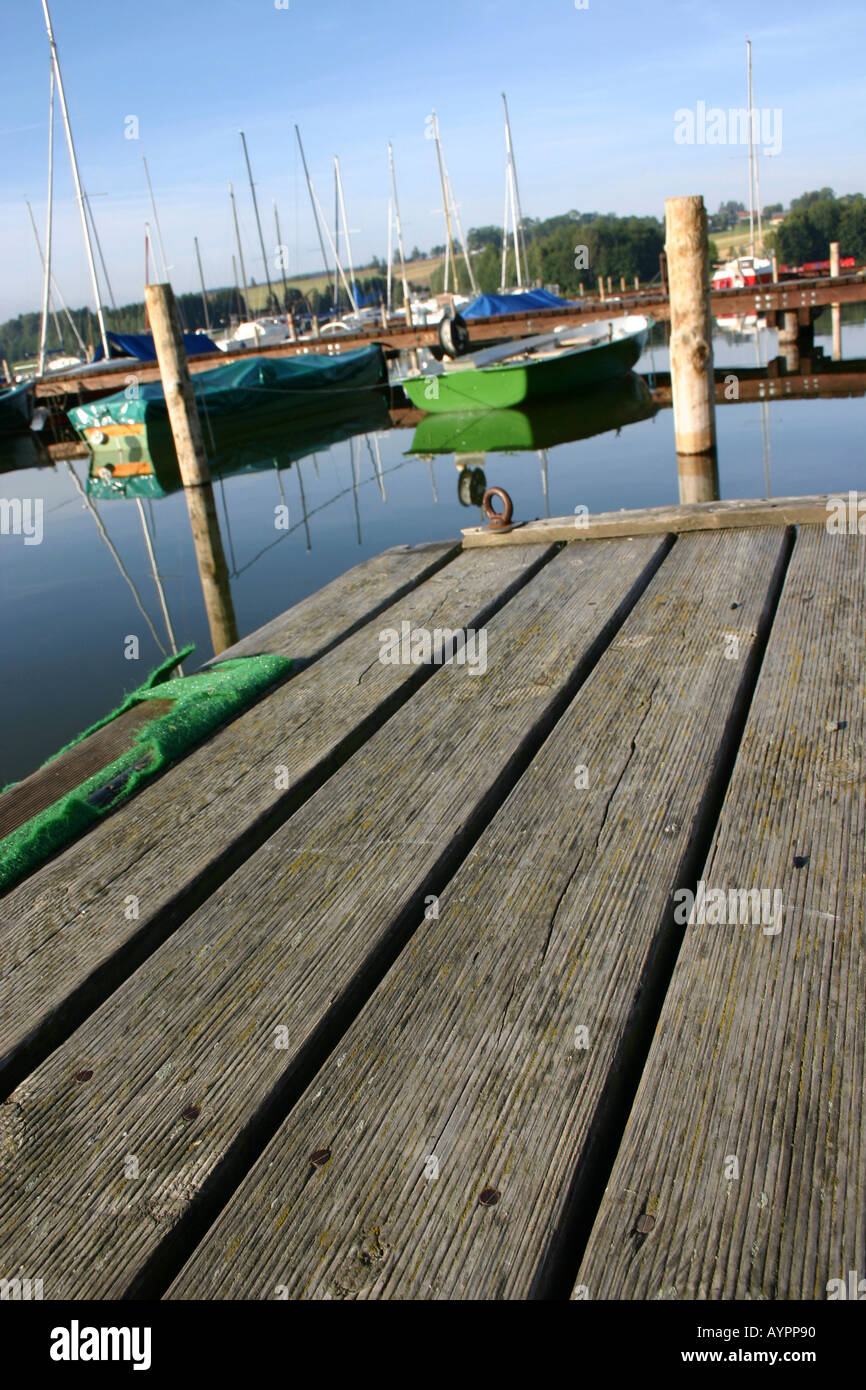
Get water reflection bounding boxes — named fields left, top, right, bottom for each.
left=3, top=319, right=865, bottom=783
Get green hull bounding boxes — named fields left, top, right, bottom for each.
left=407, top=372, right=657, bottom=456
left=403, top=324, right=648, bottom=413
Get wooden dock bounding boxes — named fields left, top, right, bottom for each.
left=0, top=497, right=862, bottom=1300
left=31, top=271, right=866, bottom=402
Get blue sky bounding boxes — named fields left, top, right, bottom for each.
left=2, top=0, right=864, bottom=321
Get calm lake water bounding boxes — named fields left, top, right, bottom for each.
left=2, top=306, right=864, bottom=785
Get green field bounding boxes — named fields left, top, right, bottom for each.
left=710, top=221, right=778, bottom=259
left=240, top=255, right=445, bottom=311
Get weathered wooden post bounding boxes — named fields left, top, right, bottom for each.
left=145, top=282, right=238, bottom=655
left=830, top=241, right=841, bottom=361
left=777, top=310, right=800, bottom=373
left=771, top=249, right=778, bottom=283
left=634, top=275, right=639, bottom=292
left=606, top=275, right=613, bottom=295
left=665, top=196, right=718, bottom=502
left=597, top=275, right=605, bottom=302
left=620, top=275, right=627, bottom=292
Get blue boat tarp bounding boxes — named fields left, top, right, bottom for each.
left=462, top=288, right=581, bottom=319
left=93, top=331, right=219, bottom=362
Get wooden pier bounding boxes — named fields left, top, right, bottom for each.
left=31, top=270, right=866, bottom=403
left=0, top=495, right=862, bottom=1299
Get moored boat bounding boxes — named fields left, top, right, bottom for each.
left=400, top=316, right=651, bottom=413
left=711, top=255, right=772, bottom=291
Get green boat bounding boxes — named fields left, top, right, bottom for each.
left=407, top=371, right=658, bottom=456
left=401, top=315, right=652, bottom=413
left=68, top=345, right=388, bottom=476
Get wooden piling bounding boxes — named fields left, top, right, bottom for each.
left=830, top=242, right=841, bottom=361
left=664, top=196, right=717, bottom=464
left=620, top=276, right=627, bottom=293
left=777, top=309, right=801, bottom=373
left=606, top=275, right=613, bottom=294
left=145, top=282, right=238, bottom=655
left=634, top=276, right=639, bottom=291
left=771, top=250, right=778, bottom=284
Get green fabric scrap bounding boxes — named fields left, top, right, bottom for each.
left=0, top=647, right=292, bottom=896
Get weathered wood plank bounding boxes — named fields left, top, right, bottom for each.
left=0, top=536, right=667, bottom=1297
left=574, top=524, right=865, bottom=1300
left=211, top=540, right=459, bottom=663
left=0, top=543, right=547, bottom=1093
left=0, top=701, right=174, bottom=839
left=166, top=528, right=790, bottom=1300
left=0, top=541, right=455, bottom=842
left=461, top=493, right=858, bottom=546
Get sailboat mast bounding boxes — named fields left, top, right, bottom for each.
left=228, top=182, right=250, bottom=317
left=439, top=142, right=478, bottom=295
left=388, top=141, right=412, bottom=323
left=500, top=161, right=510, bottom=291
left=750, top=46, right=764, bottom=252
left=746, top=38, right=755, bottom=257
left=508, top=158, right=522, bottom=288
left=295, top=126, right=332, bottom=281
left=502, top=93, right=528, bottom=284
left=386, top=197, right=393, bottom=315
left=38, top=64, right=56, bottom=376
left=431, top=112, right=456, bottom=294
left=194, top=236, right=211, bottom=331
left=239, top=130, right=275, bottom=311
left=29, top=202, right=83, bottom=353
left=334, top=157, right=359, bottom=313
left=40, top=0, right=108, bottom=358
left=273, top=202, right=289, bottom=311
left=84, top=194, right=117, bottom=310
left=333, top=164, right=340, bottom=314
left=142, top=157, right=169, bottom=282
left=231, top=253, right=242, bottom=319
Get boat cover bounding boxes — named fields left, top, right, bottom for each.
left=93, top=331, right=220, bottom=362
left=462, top=288, right=581, bottom=319
left=70, top=345, right=388, bottom=431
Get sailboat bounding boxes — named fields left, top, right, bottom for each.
left=712, top=38, right=772, bottom=295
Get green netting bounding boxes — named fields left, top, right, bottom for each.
left=0, top=646, right=292, bottom=896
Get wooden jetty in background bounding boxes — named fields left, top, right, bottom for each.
left=31, top=268, right=866, bottom=405
left=0, top=494, right=862, bottom=1299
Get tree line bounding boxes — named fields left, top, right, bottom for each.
left=3, top=190, right=863, bottom=363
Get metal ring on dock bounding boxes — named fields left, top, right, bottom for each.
left=482, top=487, right=514, bottom=530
